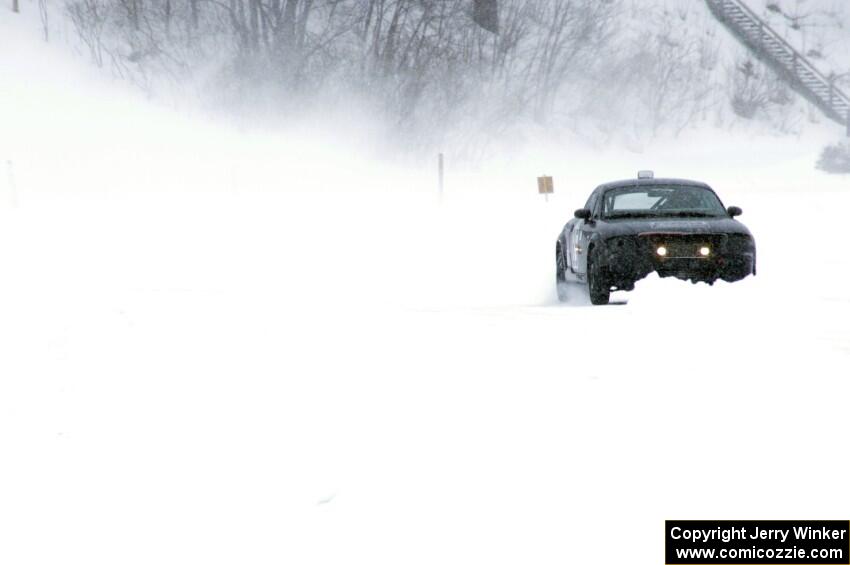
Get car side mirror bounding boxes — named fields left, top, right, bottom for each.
left=574, top=208, right=592, bottom=220
left=727, top=206, right=742, bottom=217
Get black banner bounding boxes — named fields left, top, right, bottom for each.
left=666, top=521, right=850, bottom=565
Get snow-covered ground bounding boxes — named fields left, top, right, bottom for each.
left=2, top=5, right=849, bottom=565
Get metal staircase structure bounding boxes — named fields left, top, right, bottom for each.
left=706, top=0, right=850, bottom=135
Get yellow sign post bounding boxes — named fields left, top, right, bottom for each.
left=537, top=176, right=554, bottom=202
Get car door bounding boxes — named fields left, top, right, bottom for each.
left=574, top=191, right=600, bottom=276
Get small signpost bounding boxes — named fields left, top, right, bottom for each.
left=537, top=175, right=554, bottom=202
left=438, top=153, right=444, bottom=196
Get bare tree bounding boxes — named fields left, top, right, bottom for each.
left=63, top=0, right=781, bottom=148
left=39, top=0, right=50, bottom=40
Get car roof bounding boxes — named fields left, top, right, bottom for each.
left=596, top=178, right=711, bottom=191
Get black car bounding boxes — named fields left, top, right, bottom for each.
left=555, top=172, right=756, bottom=305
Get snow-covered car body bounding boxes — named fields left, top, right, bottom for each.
left=555, top=174, right=756, bottom=305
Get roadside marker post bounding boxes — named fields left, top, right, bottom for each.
left=6, top=160, right=17, bottom=207
left=438, top=153, right=444, bottom=196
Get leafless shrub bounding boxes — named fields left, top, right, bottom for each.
left=816, top=141, right=850, bottom=174
left=67, top=0, right=110, bottom=66
left=730, top=60, right=769, bottom=119
left=728, top=58, right=792, bottom=120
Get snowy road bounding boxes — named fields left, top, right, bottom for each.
left=1, top=186, right=848, bottom=565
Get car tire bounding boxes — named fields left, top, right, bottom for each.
left=556, top=243, right=569, bottom=302
left=587, top=248, right=610, bottom=306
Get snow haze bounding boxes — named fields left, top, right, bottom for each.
left=1, top=3, right=849, bottom=565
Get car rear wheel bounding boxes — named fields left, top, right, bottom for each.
left=556, top=243, right=569, bottom=302
left=588, top=249, right=610, bottom=306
